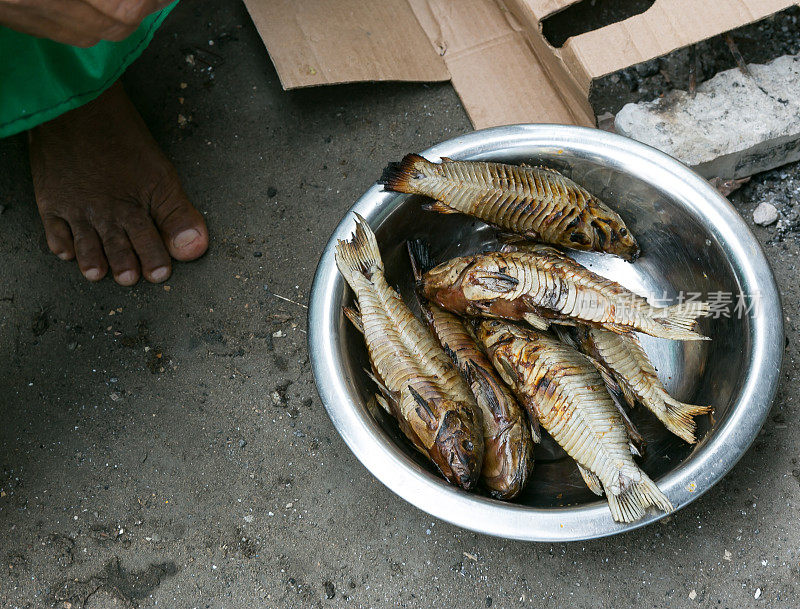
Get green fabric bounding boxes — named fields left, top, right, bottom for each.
left=0, top=2, right=176, bottom=138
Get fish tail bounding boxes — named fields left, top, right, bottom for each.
left=381, top=153, right=434, bottom=194
left=342, top=306, right=364, bottom=334
left=407, top=239, right=435, bottom=282
left=606, top=473, right=673, bottom=523
left=650, top=301, right=711, bottom=340
left=661, top=395, right=713, bottom=444
left=334, top=213, right=383, bottom=288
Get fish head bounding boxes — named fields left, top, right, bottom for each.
left=431, top=400, right=484, bottom=490
left=420, top=257, right=477, bottom=313
left=585, top=200, right=640, bottom=260
left=474, top=319, right=516, bottom=352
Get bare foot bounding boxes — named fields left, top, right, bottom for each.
left=29, top=81, right=208, bottom=285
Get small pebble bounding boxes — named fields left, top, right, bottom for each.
left=753, top=202, right=778, bottom=226
left=267, top=186, right=278, bottom=198
left=238, top=439, right=247, bottom=448
left=755, top=588, right=762, bottom=599
left=253, top=251, right=263, bottom=258
left=689, top=589, right=697, bottom=600
left=323, top=580, right=335, bottom=599
left=243, top=515, right=254, bottom=523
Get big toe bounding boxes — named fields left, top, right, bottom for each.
left=151, top=181, right=209, bottom=261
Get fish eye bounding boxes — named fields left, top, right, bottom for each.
left=620, top=228, right=628, bottom=236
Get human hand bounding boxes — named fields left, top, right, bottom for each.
left=0, top=0, right=173, bottom=47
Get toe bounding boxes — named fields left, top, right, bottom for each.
left=99, top=226, right=141, bottom=286
left=124, top=212, right=172, bottom=283
left=71, top=222, right=108, bottom=281
left=41, top=215, right=75, bottom=261
left=150, top=179, right=208, bottom=262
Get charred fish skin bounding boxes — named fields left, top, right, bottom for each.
left=408, top=241, right=535, bottom=499
left=335, top=215, right=484, bottom=489
left=382, top=153, right=639, bottom=260
left=579, top=326, right=712, bottom=444
left=420, top=248, right=711, bottom=341
left=476, top=319, right=674, bottom=523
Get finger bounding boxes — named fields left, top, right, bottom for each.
left=23, top=0, right=136, bottom=44
left=70, top=221, right=108, bottom=282
left=41, top=215, right=76, bottom=261
left=124, top=211, right=171, bottom=283
left=81, top=0, right=161, bottom=26
left=98, top=225, right=141, bottom=286
left=150, top=178, right=209, bottom=262
left=0, top=4, right=100, bottom=46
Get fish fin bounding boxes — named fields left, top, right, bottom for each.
left=334, top=214, right=382, bottom=286
left=619, top=380, right=638, bottom=409
left=342, top=306, right=364, bottom=334
left=497, top=233, right=548, bottom=253
left=606, top=473, right=673, bottom=523
left=366, top=394, right=391, bottom=418
left=364, top=368, right=392, bottom=396
left=585, top=356, right=647, bottom=455
left=577, top=464, right=604, bottom=496
left=535, top=164, right=564, bottom=175
left=441, top=341, right=460, bottom=366
left=408, top=385, right=436, bottom=422
left=529, top=417, right=542, bottom=444
left=380, top=153, right=432, bottom=193
left=373, top=393, right=392, bottom=415
left=660, top=395, right=713, bottom=444
left=650, top=302, right=712, bottom=340
left=471, top=271, right=520, bottom=294
left=423, top=201, right=460, bottom=214
left=523, top=311, right=550, bottom=331
left=585, top=354, right=618, bottom=390
left=407, top=239, right=435, bottom=281
left=464, top=361, right=502, bottom=414
left=440, top=156, right=455, bottom=163
left=552, top=324, right=579, bottom=349
left=493, top=355, right=520, bottom=388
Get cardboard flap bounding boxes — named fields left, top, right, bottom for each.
left=242, top=0, right=450, bottom=89
left=409, top=0, right=590, bottom=128
left=525, top=0, right=584, bottom=20
left=562, top=0, right=799, bottom=87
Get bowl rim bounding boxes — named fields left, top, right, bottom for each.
left=308, top=124, right=784, bottom=542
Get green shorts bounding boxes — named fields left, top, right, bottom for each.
left=0, top=2, right=176, bottom=138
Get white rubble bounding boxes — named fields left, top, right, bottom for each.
left=752, top=202, right=778, bottom=226
left=615, top=54, right=800, bottom=179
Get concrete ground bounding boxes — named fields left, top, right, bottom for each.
left=1, top=2, right=800, bottom=608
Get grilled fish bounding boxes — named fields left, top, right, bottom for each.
left=475, top=319, right=673, bottom=523
left=420, top=245, right=710, bottom=341
left=335, top=215, right=484, bottom=489
left=575, top=326, right=712, bottom=443
left=382, top=154, right=639, bottom=260
left=409, top=241, right=535, bottom=499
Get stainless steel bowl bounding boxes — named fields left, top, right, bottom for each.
left=308, top=125, right=783, bottom=541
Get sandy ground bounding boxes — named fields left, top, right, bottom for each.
left=2, top=2, right=800, bottom=608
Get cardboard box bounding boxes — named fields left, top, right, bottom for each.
left=243, top=0, right=798, bottom=129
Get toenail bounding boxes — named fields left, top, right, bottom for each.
left=84, top=268, right=102, bottom=281
left=57, top=251, right=72, bottom=261
left=173, top=229, right=200, bottom=249
left=151, top=266, right=170, bottom=282
left=117, top=270, right=137, bottom=285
